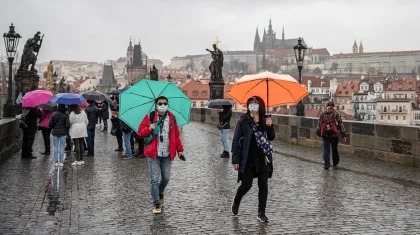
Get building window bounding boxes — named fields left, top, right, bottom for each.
left=411, top=94, right=414, bottom=99
left=342, top=106, right=345, bottom=110
left=192, top=101, right=196, bottom=107
left=201, top=101, right=205, bottom=107
left=409, top=83, right=413, bottom=88
left=383, top=106, right=387, bottom=112
left=192, top=91, right=198, bottom=96
left=399, top=106, right=402, bottom=112
left=396, top=116, right=399, bottom=120
left=388, top=84, right=392, bottom=88
left=388, top=115, right=390, bottom=120
left=361, top=105, right=364, bottom=110
left=201, top=91, right=207, bottom=96
left=398, top=84, right=402, bottom=88
left=381, top=115, right=383, bottom=120
left=403, top=116, right=406, bottom=120
left=373, top=105, right=376, bottom=110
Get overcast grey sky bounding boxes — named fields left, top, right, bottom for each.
left=1, top=0, right=419, bottom=65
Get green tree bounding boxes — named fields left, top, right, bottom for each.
left=330, top=62, right=339, bottom=73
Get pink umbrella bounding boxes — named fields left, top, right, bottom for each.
left=22, top=90, right=53, bottom=107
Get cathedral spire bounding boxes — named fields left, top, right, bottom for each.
left=254, top=27, right=261, bottom=53
left=127, top=36, right=133, bottom=52
left=268, top=17, right=273, bottom=34
left=282, top=26, right=285, bottom=40
left=359, top=40, right=364, bottom=53
left=352, top=39, right=358, bottom=53
left=264, top=27, right=266, bottom=35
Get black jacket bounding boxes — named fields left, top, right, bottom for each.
left=49, top=111, right=69, bottom=136
left=231, top=114, right=275, bottom=173
left=218, top=108, right=232, bottom=130
left=110, top=116, right=122, bottom=135
left=23, top=108, right=42, bottom=133
left=84, top=104, right=99, bottom=130
left=101, top=101, right=109, bottom=119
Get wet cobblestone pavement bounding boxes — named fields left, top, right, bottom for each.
left=1, top=121, right=420, bottom=234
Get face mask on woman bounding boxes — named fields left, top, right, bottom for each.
left=248, top=103, right=259, bottom=113
left=157, top=104, right=168, bottom=113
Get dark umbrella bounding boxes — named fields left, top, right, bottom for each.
left=107, top=86, right=131, bottom=95
left=40, top=101, right=58, bottom=112
left=81, top=90, right=114, bottom=106
left=206, top=99, right=234, bottom=109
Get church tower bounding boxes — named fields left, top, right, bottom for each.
left=263, top=18, right=276, bottom=50
left=253, top=27, right=261, bottom=52
left=352, top=40, right=359, bottom=53
left=126, top=37, right=133, bottom=66
left=359, top=41, right=364, bottom=53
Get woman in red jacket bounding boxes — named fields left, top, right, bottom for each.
left=138, top=96, right=184, bottom=214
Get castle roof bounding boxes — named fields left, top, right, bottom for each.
left=101, top=64, right=116, bottom=83
left=132, top=44, right=143, bottom=66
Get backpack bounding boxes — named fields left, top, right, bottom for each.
left=320, top=112, right=338, bottom=136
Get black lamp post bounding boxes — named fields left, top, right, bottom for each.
left=3, top=23, right=21, bottom=118
left=293, top=37, right=307, bottom=116
left=53, top=71, right=58, bottom=93
left=167, top=73, right=173, bottom=83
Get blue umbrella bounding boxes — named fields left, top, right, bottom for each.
left=50, top=93, right=86, bottom=105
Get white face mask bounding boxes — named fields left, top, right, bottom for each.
left=157, top=104, right=168, bottom=113
left=248, top=103, right=259, bottom=113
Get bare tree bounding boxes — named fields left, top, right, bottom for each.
left=330, top=62, right=339, bottom=73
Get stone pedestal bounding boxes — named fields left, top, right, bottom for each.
left=209, top=81, right=225, bottom=100
left=14, top=70, right=39, bottom=113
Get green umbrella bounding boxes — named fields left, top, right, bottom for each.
left=119, top=80, right=192, bottom=131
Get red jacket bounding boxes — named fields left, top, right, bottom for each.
left=138, top=110, right=184, bottom=161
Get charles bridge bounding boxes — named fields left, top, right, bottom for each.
left=0, top=108, right=420, bottom=234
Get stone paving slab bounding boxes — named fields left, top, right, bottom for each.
left=1, top=121, right=420, bottom=234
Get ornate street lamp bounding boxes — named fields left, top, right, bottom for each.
left=53, top=71, right=58, bottom=93
left=293, top=37, right=307, bottom=116
left=3, top=23, right=21, bottom=118
left=167, top=73, right=173, bottom=83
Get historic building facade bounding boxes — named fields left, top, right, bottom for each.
left=125, top=38, right=147, bottom=85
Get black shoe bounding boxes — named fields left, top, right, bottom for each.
left=22, top=156, right=37, bottom=159
left=333, top=159, right=339, bottom=167
left=221, top=151, right=230, bottom=158
left=257, top=213, right=269, bottom=223
left=135, top=154, right=145, bottom=158
left=324, top=165, right=330, bottom=170
left=115, top=148, right=123, bottom=152
left=231, top=196, right=240, bottom=216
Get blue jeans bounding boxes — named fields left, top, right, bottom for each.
left=147, top=157, right=172, bottom=205
left=53, top=135, right=67, bottom=163
left=123, top=131, right=133, bottom=157
left=87, top=128, right=95, bottom=155
left=220, top=129, right=230, bottom=152
left=323, top=136, right=339, bottom=167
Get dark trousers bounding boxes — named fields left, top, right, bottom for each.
left=22, top=130, right=36, bottom=157
left=322, top=136, right=339, bottom=167
left=83, top=138, right=87, bottom=151
left=73, top=138, right=84, bottom=161
left=116, top=133, right=123, bottom=149
left=41, top=127, right=52, bottom=152
left=136, top=138, right=144, bottom=154
left=235, top=166, right=269, bottom=213
left=103, top=118, right=108, bottom=130
left=65, top=133, right=72, bottom=150
left=87, top=128, right=95, bottom=155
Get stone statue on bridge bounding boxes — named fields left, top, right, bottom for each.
left=44, top=61, right=54, bottom=92
left=150, top=65, right=159, bottom=81
left=206, top=44, right=224, bottom=82
left=18, top=31, right=44, bottom=73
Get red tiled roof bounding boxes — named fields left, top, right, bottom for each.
left=335, top=80, right=360, bottom=97
left=309, top=48, right=330, bottom=55
left=384, top=77, right=416, bottom=91
left=332, top=50, right=420, bottom=58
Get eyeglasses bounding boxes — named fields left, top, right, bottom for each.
left=157, top=103, right=168, bottom=106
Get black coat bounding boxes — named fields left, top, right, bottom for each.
left=231, top=114, right=275, bottom=173
left=84, top=104, right=99, bottom=130
left=101, top=101, right=109, bottom=119
left=218, top=108, right=232, bottom=130
left=24, top=108, right=42, bottom=133
left=110, top=116, right=122, bottom=135
left=49, top=111, right=69, bottom=136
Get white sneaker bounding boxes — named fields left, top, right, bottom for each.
left=59, top=163, right=64, bottom=167
left=77, top=161, right=85, bottom=165
left=55, top=162, right=59, bottom=167
left=71, top=161, right=79, bottom=166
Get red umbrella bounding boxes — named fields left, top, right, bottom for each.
left=79, top=101, right=88, bottom=108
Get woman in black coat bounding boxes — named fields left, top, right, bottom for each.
left=231, top=96, right=274, bottom=223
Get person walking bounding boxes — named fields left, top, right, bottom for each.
left=231, top=96, right=275, bottom=223
left=49, top=104, right=70, bottom=167
left=316, top=101, right=347, bottom=169
left=68, top=105, right=88, bottom=166
left=121, top=121, right=133, bottom=159
left=110, top=111, right=124, bottom=151
left=84, top=100, right=98, bottom=156
left=101, top=101, right=109, bottom=132
left=138, top=96, right=184, bottom=214
left=21, top=107, right=42, bottom=159
left=218, top=105, right=232, bottom=158
left=39, top=109, right=53, bottom=155
left=96, top=101, right=103, bottom=127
